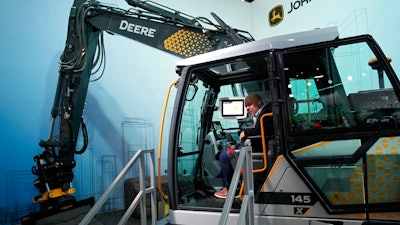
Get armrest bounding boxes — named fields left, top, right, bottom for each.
left=247, top=135, right=261, bottom=139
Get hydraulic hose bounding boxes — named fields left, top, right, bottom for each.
left=158, top=79, right=179, bottom=201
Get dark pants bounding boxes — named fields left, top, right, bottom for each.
left=219, top=149, right=235, bottom=189
left=220, top=139, right=277, bottom=190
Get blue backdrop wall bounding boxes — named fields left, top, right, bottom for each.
left=0, top=0, right=398, bottom=224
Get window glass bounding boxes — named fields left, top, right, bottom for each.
left=284, top=41, right=400, bottom=209
left=177, top=81, right=204, bottom=177
left=366, top=137, right=400, bottom=204
left=305, top=159, right=365, bottom=206
left=176, top=78, right=270, bottom=196
left=285, top=42, right=399, bottom=135
left=292, top=139, right=361, bottom=159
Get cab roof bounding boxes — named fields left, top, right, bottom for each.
left=176, top=26, right=339, bottom=68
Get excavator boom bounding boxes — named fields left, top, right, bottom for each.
left=25, top=0, right=253, bottom=222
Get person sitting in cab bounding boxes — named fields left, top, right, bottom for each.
left=214, top=93, right=273, bottom=199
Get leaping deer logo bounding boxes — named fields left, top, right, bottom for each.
left=269, top=5, right=284, bottom=27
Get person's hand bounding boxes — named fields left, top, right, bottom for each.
left=239, top=131, right=245, bottom=142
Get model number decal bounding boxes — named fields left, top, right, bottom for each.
left=294, top=207, right=311, bottom=215
left=256, top=192, right=317, bottom=205
left=290, top=194, right=312, bottom=204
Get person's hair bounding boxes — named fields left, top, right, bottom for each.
left=245, top=93, right=263, bottom=108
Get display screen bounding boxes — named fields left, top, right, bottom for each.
left=221, top=99, right=245, bottom=117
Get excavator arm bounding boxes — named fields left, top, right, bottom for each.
left=30, top=0, right=253, bottom=212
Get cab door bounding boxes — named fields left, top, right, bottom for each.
left=280, top=37, right=400, bottom=220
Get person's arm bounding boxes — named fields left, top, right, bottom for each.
left=240, top=105, right=273, bottom=142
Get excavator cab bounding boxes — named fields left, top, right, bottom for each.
left=169, top=58, right=275, bottom=208
left=167, top=27, right=400, bottom=225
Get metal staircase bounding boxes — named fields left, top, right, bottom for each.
left=79, top=148, right=157, bottom=225
left=219, top=146, right=255, bottom=225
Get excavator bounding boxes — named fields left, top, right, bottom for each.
left=22, top=0, right=400, bottom=225
left=21, top=0, right=253, bottom=223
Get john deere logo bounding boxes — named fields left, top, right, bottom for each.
left=269, top=5, right=284, bottom=27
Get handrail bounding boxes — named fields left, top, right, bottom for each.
left=218, top=146, right=254, bottom=225
left=254, top=112, right=273, bottom=173
left=157, top=79, right=179, bottom=201
left=238, top=112, right=273, bottom=198
left=79, top=149, right=156, bottom=225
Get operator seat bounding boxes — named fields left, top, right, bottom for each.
left=202, top=131, right=222, bottom=177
